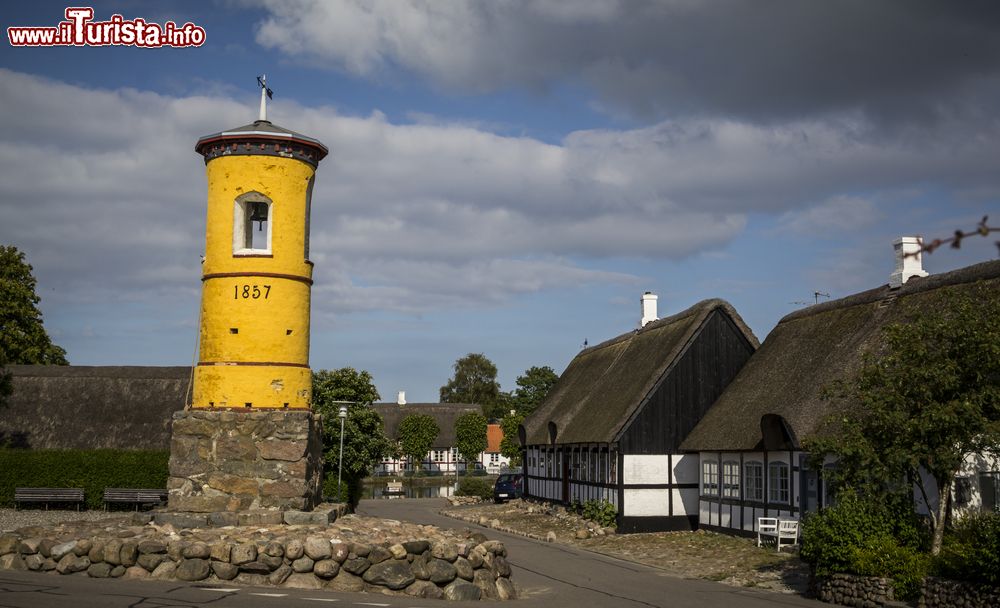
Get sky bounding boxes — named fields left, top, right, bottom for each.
left=1, top=1, right=998, bottom=403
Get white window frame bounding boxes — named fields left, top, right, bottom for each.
left=233, top=192, right=273, bottom=255
left=744, top=461, right=764, bottom=502
left=702, top=459, right=719, bottom=496
left=768, top=461, right=790, bottom=504
left=722, top=460, right=740, bottom=498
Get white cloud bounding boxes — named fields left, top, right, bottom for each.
left=2, top=68, right=999, bottom=329
left=246, top=1, right=1000, bottom=124
left=776, top=196, right=881, bottom=236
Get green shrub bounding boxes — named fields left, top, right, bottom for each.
left=455, top=476, right=493, bottom=500
left=852, top=536, right=930, bottom=601
left=582, top=499, right=617, bottom=528
left=323, top=474, right=365, bottom=509
left=801, top=491, right=929, bottom=601
left=0, top=449, right=168, bottom=510
left=935, top=512, right=1000, bottom=586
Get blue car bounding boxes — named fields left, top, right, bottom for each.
left=493, top=473, right=523, bottom=502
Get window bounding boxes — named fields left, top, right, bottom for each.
left=489, top=453, right=499, bottom=464
left=722, top=461, right=740, bottom=498
left=233, top=192, right=273, bottom=255
left=745, top=461, right=764, bottom=502
left=432, top=450, right=446, bottom=462
left=702, top=460, right=719, bottom=496
left=768, top=462, right=789, bottom=503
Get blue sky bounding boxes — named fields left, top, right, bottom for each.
left=2, top=1, right=998, bottom=403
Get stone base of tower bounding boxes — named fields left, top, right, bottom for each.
left=166, top=409, right=324, bottom=513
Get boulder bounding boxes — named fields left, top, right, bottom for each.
left=87, top=563, right=113, bottom=578
left=110, top=566, right=126, bottom=578
left=230, top=543, right=257, bottom=565
left=24, top=554, right=45, bottom=571
left=181, top=543, right=210, bottom=559
left=326, top=571, right=365, bottom=592
left=343, top=557, right=370, bottom=575
left=304, top=536, right=332, bottom=560
left=56, top=554, right=90, bottom=575
left=431, top=543, right=458, bottom=562
left=18, top=538, right=41, bottom=555
left=74, top=539, right=93, bottom=556
left=123, top=566, right=150, bottom=579
left=137, top=540, right=166, bottom=555
left=363, top=560, right=415, bottom=590
left=291, top=556, right=315, bottom=573
left=426, top=558, right=457, bottom=585
left=50, top=541, right=78, bottom=561
left=0, top=535, right=20, bottom=555
left=176, top=559, right=211, bottom=581
left=0, top=554, right=27, bottom=571
left=331, top=543, right=350, bottom=563
left=402, top=540, right=429, bottom=555
left=119, top=541, right=138, bottom=567
left=313, top=559, right=340, bottom=579
left=405, top=580, right=445, bottom=599
left=103, top=539, right=124, bottom=565
left=268, top=565, right=293, bottom=585
left=211, top=562, right=239, bottom=581
left=137, top=554, right=164, bottom=571
left=444, top=580, right=482, bottom=601
left=474, top=568, right=499, bottom=599
left=283, top=573, right=324, bottom=589
left=151, top=561, right=177, bottom=579
left=454, top=556, right=474, bottom=581
left=210, top=542, right=231, bottom=563
left=496, top=577, right=517, bottom=600
left=284, top=539, right=304, bottom=560
left=239, top=561, right=273, bottom=575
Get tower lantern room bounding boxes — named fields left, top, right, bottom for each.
left=192, top=107, right=328, bottom=410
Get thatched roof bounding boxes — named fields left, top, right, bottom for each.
left=371, top=402, right=481, bottom=448
left=1, top=365, right=190, bottom=450
left=681, top=260, right=1000, bottom=452
left=521, top=299, right=758, bottom=446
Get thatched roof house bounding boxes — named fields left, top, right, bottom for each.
left=371, top=402, right=480, bottom=448
left=523, top=298, right=758, bottom=450
left=520, top=297, right=758, bottom=532
left=1, top=365, right=189, bottom=450
left=681, top=260, right=1000, bottom=453
left=681, top=257, right=1000, bottom=536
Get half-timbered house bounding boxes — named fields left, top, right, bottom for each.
left=519, top=296, right=758, bottom=532
left=681, top=246, right=1000, bottom=535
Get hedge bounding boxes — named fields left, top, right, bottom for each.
left=0, top=449, right=169, bottom=510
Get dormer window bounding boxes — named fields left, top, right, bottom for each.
left=234, top=192, right=272, bottom=255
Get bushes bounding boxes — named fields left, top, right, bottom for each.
left=455, top=476, right=493, bottom=500
left=0, top=449, right=168, bottom=510
left=801, top=492, right=929, bottom=601
left=935, top=512, right=1000, bottom=586
left=582, top=499, right=617, bottom=528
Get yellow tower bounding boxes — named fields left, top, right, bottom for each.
left=192, top=89, right=327, bottom=410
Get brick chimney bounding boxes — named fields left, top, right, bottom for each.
left=889, top=236, right=929, bottom=289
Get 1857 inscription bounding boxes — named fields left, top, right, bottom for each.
left=234, top=284, right=271, bottom=299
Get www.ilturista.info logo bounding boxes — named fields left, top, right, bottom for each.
left=8, top=7, right=206, bottom=48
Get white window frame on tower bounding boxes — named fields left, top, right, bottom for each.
left=234, top=191, right=273, bottom=255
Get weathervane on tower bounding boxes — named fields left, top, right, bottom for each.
left=257, top=74, right=273, bottom=122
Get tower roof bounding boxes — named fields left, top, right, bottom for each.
left=195, top=119, right=329, bottom=167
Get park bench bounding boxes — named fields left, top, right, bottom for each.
left=14, top=487, right=85, bottom=510
left=103, top=488, right=168, bottom=511
left=757, top=517, right=799, bottom=552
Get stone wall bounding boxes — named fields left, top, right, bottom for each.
left=921, top=577, right=1000, bottom=608
left=0, top=529, right=514, bottom=601
left=815, top=573, right=895, bottom=608
left=168, top=410, right=323, bottom=512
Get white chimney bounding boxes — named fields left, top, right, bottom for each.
left=889, top=236, right=928, bottom=289
left=396, top=391, right=406, bottom=405
left=641, top=292, right=658, bottom=327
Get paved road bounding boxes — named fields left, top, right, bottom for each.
left=358, top=498, right=825, bottom=608
left=0, top=499, right=826, bottom=607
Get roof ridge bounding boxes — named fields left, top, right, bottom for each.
left=780, top=259, right=1000, bottom=325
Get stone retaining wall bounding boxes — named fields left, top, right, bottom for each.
left=0, top=530, right=514, bottom=601
left=815, top=573, right=895, bottom=607
left=168, top=410, right=324, bottom=512
left=921, top=577, right=1000, bottom=608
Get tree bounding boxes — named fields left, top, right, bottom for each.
left=806, top=285, right=1000, bottom=555
left=312, top=368, right=392, bottom=504
left=440, top=353, right=503, bottom=418
left=397, top=414, right=439, bottom=474
left=0, top=245, right=68, bottom=365
left=454, top=411, right=488, bottom=471
left=510, top=365, right=559, bottom=415
left=499, top=410, right=524, bottom=466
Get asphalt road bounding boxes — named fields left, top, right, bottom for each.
left=0, top=499, right=826, bottom=607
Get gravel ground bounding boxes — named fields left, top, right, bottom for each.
left=441, top=499, right=811, bottom=595
left=0, top=508, right=129, bottom=533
